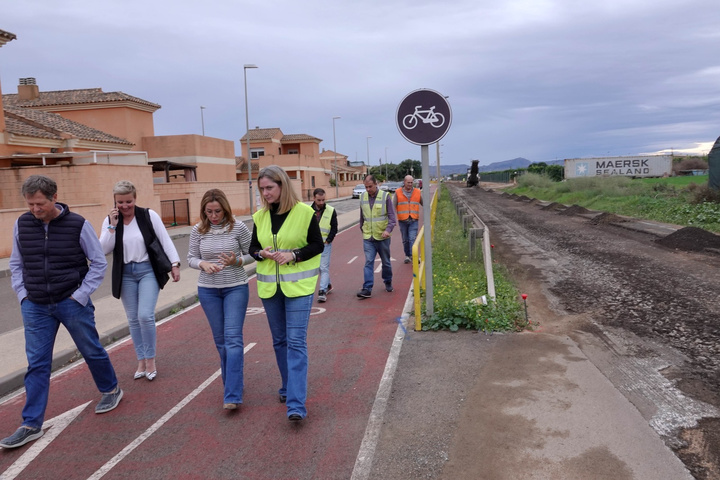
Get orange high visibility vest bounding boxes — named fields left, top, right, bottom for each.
left=395, top=188, right=421, bottom=221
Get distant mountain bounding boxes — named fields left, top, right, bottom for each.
left=430, top=157, right=562, bottom=176
left=477, top=157, right=531, bottom=172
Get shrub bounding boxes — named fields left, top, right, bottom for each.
left=690, top=184, right=720, bottom=205
left=673, top=157, right=709, bottom=174
left=517, top=172, right=554, bottom=189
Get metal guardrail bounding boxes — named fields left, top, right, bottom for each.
left=411, top=188, right=439, bottom=331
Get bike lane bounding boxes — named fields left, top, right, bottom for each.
left=0, top=222, right=414, bottom=479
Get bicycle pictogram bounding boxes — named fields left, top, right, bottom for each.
left=402, top=105, right=446, bottom=130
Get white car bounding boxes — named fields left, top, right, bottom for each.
left=352, top=184, right=366, bottom=198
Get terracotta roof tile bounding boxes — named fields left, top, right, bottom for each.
left=240, top=128, right=282, bottom=141
left=3, top=106, right=134, bottom=145
left=281, top=133, right=321, bottom=143
left=3, top=87, right=160, bottom=110
left=0, top=29, right=17, bottom=46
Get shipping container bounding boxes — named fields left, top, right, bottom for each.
left=564, top=155, right=672, bottom=179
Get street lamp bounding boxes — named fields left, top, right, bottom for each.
left=244, top=64, right=258, bottom=214
left=332, top=116, right=341, bottom=198
left=366, top=136, right=371, bottom=179
left=384, top=147, right=388, bottom=180
left=200, top=106, right=206, bottom=136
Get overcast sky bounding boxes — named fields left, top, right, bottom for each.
left=2, top=0, right=719, bottom=167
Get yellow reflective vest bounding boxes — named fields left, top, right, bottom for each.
left=360, top=190, right=390, bottom=240
left=317, top=204, right=335, bottom=242
left=395, top=187, right=421, bottom=221
left=253, top=203, right=320, bottom=298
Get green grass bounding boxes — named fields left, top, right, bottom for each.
left=422, top=186, right=525, bottom=332
left=511, top=174, right=720, bottom=233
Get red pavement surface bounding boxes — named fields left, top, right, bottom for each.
left=0, top=224, right=414, bottom=479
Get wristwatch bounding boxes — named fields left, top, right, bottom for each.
left=171, top=262, right=181, bottom=268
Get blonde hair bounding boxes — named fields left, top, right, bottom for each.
left=198, top=189, right=235, bottom=235
left=113, top=180, right=137, bottom=198
left=257, top=165, right=300, bottom=214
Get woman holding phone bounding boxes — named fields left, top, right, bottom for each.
left=99, top=180, right=180, bottom=381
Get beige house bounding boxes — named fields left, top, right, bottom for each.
left=238, top=127, right=367, bottom=200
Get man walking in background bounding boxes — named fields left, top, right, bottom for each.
left=311, top=188, right=337, bottom=303
left=393, top=175, right=422, bottom=264
left=1, top=175, right=122, bottom=450
left=357, top=175, right=396, bottom=298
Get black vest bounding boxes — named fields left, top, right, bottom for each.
left=17, top=203, right=89, bottom=305
left=111, top=206, right=169, bottom=298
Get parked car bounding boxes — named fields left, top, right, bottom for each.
left=352, top=184, right=366, bottom=198
left=380, top=181, right=403, bottom=192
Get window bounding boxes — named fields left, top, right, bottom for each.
left=311, top=176, right=315, bottom=187
left=250, top=148, right=265, bottom=159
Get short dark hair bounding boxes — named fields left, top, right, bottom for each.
left=365, top=174, right=377, bottom=185
left=22, top=175, right=57, bottom=201
left=313, top=188, right=325, bottom=197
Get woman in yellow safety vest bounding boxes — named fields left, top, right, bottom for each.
left=249, top=165, right=323, bottom=422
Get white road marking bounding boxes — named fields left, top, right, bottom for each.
left=2, top=401, right=91, bottom=480
left=351, top=291, right=414, bottom=480
left=87, top=343, right=257, bottom=480
left=348, top=256, right=358, bottom=264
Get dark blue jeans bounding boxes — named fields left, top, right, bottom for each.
left=399, top=219, right=419, bottom=258
left=363, top=237, right=392, bottom=290
left=261, top=290, right=313, bottom=419
left=21, top=297, right=118, bottom=428
left=198, top=285, right=249, bottom=404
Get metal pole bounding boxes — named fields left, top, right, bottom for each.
left=200, top=106, right=206, bottom=136
left=244, top=64, right=258, bottom=214
left=436, top=142, right=440, bottom=183
left=333, top=116, right=341, bottom=198
left=421, top=144, right=433, bottom=316
left=384, top=147, right=388, bottom=180
left=366, top=136, right=371, bottom=167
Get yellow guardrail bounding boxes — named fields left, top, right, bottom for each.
left=411, top=187, right=438, bottom=331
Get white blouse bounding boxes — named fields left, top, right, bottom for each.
left=99, top=209, right=180, bottom=265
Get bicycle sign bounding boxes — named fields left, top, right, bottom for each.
left=396, top=89, right=451, bottom=145
left=402, top=105, right=445, bottom=130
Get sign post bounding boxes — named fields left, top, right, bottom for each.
left=396, top=89, right=452, bottom=317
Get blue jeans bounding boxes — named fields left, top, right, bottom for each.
left=121, top=262, right=160, bottom=360
left=198, top=285, right=249, bottom=404
left=261, top=290, right=313, bottom=418
left=399, top=219, right=419, bottom=258
left=363, top=238, right=392, bottom=290
left=21, top=297, right=118, bottom=428
left=318, top=243, right=332, bottom=291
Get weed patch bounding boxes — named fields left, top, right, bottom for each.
left=423, top=187, right=524, bottom=332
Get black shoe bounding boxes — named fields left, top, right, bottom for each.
left=279, top=394, right=287, bottom=403
left=385, top=283, right=394, bottom=292
left=326, top=284, right=333, bottom=294
left=317, top=290, right=327, bottom=303
left=357, top=288, right=371, bottom=298
left=0, top=426, right=43, bottom=449
left=288, top=414, right=303, bottom=422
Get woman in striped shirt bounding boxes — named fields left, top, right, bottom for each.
left=187, top=189, right=254, bottom=410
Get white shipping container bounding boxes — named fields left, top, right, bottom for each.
left=564, top=155, right=673, bottom=179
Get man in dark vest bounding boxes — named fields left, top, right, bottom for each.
left=1, top=175, right=123, bottom=450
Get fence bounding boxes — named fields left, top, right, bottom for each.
left=160, top=199, right=190, bottom=227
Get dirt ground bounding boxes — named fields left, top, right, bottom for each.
left=367, top=183, right=720, bottom=479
